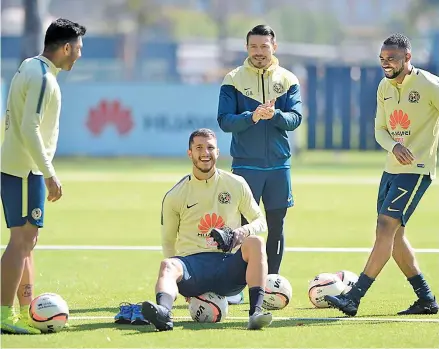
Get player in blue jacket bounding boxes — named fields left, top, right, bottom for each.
left=217, top=25, right=302, bottom=287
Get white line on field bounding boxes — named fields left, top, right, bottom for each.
left=57, top=173, right=439, bottom=185
left=1, top=245, right=438, bottom=253
left=69, top=315, right=439, bottom=323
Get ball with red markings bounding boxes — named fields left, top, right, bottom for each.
left=29, top=293, right=69, bottom=333
left=335, top=270, right=359, bottom=293
left=263, top=274, right=292, bottom=310
left=188, top=292, right=228, bottom=323
left=308, top=273, right=345, bottom=308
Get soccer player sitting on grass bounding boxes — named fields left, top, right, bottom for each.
left=325, top=34, right=438, bottom=316
left=139, top=128, right=272, bottom=331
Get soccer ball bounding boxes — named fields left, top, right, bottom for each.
left=263, top=274, right=292, bottom=310
left=335, top=270, right=359, bottom=293
left=29, top=293, right=69, bottom=333
left=189, top=292, right=228, bottom=323
left=308, top=273, right=345, bottom=308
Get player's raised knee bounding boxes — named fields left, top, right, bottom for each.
left=243, top=235, right=266, bottom=250
left=159, top=258, right=183, bottom=276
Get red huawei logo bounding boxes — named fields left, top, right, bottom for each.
left=389, top=110, right=410, bottom=130
left=86, top=100, right=133, bottom=135
left=198, top=213, right=225, bottom=235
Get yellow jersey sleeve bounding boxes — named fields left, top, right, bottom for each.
left=375, top=80, right=399, bottom=152
left=21, top=71, right=56, bottom=177
left=160, top=190, right=180, bottom=258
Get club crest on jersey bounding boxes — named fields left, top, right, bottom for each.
left=273, top=82, right=284, bottom=94
left=31, top=208, right=42, bottom=220
left=408, top=90, right=420, bottom=103
left=218, top=191, right=231, bottom=204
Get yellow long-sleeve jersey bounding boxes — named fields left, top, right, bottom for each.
left=375, top=68, right=439, bottom=179
left=2, top=55, right=61, bottom=178
left=160, top=169, right=267, bottom=258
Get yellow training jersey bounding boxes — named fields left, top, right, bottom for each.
left=1, top=55, right=61, bottom=178
left=160, top=169, right=267, bottom=258
left=375, top=68, right=439, bottom=179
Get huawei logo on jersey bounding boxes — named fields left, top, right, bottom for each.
left=389, top=110, right=410, bottom=130
left=198, top=213, right=224, bottom=235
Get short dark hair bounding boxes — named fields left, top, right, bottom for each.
left=188, top=128, right=216, bottom=149
left=383, top=33, right=411, bottom=51
left=44, top=18, right=87, bottom=51
left=246, top=25, right=276, bottom=45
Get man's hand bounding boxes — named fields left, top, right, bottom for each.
left=252, top=99, right=276, bottom=122
left=45, top=175, right=62, bottom=202
left=231, top=227, right=249, bottom=249
left=392, top=143, right=415, bottom=165
left=259, top=99, right=276, bottom=120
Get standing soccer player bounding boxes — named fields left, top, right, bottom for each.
left=326, top=34, right=439, bottom=316
left=217, top=25, right=302, bottom=288
left=1, top=18, right=86, bottom=334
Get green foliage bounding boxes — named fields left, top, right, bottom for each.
left=163, top=8, right=219, bottom=40
left=267, top=6, right=343, bottom=44
left=225, top=14, right=266, bottom=39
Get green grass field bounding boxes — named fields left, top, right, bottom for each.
left=1, top=151, right=438, bottom=348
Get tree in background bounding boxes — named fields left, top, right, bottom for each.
left=21, top=0, right=43, bottom=62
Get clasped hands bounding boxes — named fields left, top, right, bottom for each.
left=252, top=99, right=276, bottom=123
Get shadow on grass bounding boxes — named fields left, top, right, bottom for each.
left=70, top=307, right=118, bottom=314
left=68, top=316, right=392, bottom=334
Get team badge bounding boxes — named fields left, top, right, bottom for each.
left=273, top=82, right=284, bottom=94
left=408, top=91, right=420, bottom=103
left=31, top=208, right=42, bottom=220
left=218, top=191, right=231, bottom=204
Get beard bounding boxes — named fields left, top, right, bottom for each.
left=251, top=56, right=268, bottom=68
left=193, top=159, right=214, bottom=173
left=384, top=65, right=404, bottom=80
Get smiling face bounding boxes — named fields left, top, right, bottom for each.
left=247, top=34, right=277, bottom=69
left=379, top=44, right=410, bottom=80
left=188, top=135, right=219, bottom=179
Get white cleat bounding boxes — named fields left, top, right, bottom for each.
left=227, top=291, right=244, bottom=305
left=247, top=311, right=272, bottom=330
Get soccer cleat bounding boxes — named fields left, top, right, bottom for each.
left=131, top=303, right=150, bottom=325
left=397, top=297, right=439, bottom=315
left=114, top=302, right=133, bottom=324
left=210, top=227, right=234, bottom=252
left=325, top=294, right=359, bottom=316
left=141, top=301, right=173, bottom=331
left=227, top=291, right=245, bottom=305
left=1, top=317, right=41, bottom=334
left=247, top=310, right=272, bottom=330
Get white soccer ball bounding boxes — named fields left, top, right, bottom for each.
left=335, top=270, right=359, bottom=293
left=263, top=274, right=292, bottom=310
left=308, top=273, right=346, bottom=308
left=29, top=293, right=69, bottom=333
left=189, top=292, right=228, bottom=323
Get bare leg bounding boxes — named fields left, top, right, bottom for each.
left=392, top=226, right=420, bottom=278
left=241, top=235, right=268, bottom=288
left=1, top=223, right=38, bottom=307
left=17, top=253, right=34, bottom=318
left=363, top=215, right=401, bottom=278
left=154, top=259, right=183, bottom=301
